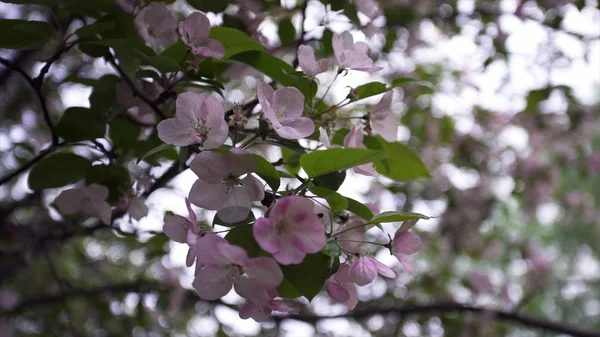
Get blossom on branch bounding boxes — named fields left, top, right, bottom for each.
left=326, top=264, right=358, bottom=309
left=298, top=45, right=331, bottom=77
left=253, top=196, right=326, bottom=265
left=55, top=184, right=112, bottom=225
left=188, top=149, right=264, bottom=223
left=370, top=91, right=398, bottom=142
left=348, top=256, right=395, bottom=286
left=257, top=82, right=314, bottom=139
left=344, top=125, right=378, bottom=176
left=134, top=2, right=178, bottom=53
left=163, top=198, right=202, bottom=267
left=332, top=31, right=381, bottom=72
left=391, top=229, right=422, bottom=275
left=178, top=12, right=225, bottom=59
left=157, top=92, right=228, bottom=148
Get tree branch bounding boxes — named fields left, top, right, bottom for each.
left=0, top=143, right=64, bottom=187
left=284, top=302, right=599, bottom=337
left=0, top=57, right=58, bottom=145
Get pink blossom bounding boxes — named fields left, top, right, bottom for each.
left=55, top=184, right=111, bottom=225
left=178, top=12, right=225, bottom=59
left=326, top=264, right=358, bottom=309
left=319, top=127, right=332, bottom=148
left=189, top=149, right=264, bottom=223
left=355, top=0, right=381, bottom=19
left=163, top=198, right=201, bottom=267
left=192, top=235, right=282, bottom=300
left=253, top=196, right=326, bottom=265
left=343, top=125, right=378, bottom=176
left=257, top=82, right=314, bottom=139
left=332, top=31, right=381, bottom=72
left=349, top=256, right=395, bottom=286
left=157, top=92, right=228, bottom=148
left=391, top=229, right=421, bottom=274
left=134, top=2, right=178, bottom=53
left=125, top=196, right=148, bottom=221
left=370, top=91, right=398, bottom=142
left=298, top=45, right=330, bottom=77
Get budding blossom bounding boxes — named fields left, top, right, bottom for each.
left=193, top=235, right=282, bottom=301
left=189, top=149, right=264, bottom=223
left=237, top=278, right=299, bottom=321
left=326, top=264, right=358, bottom=309
left=178, top=12, right=225, bottom=59
left=370, top=91, right=398, bottom=142
left=134, top=2, right=178, bottom=53
left=55, top=184, right=112, bottom=225
left=228, top=102, right=248, bottom=129
left=163, top=198, right=202, bottom=267
left=344, top=125, right=378, bottom=176
left=332, top=31, right=381, bottom=72
left=355, top=0, right=381, bottom=20
left=257, top=82, right=315, bottom=139
left=391, top=228, right=422, bottom=274
left=349, top=256, right=396, bottom=286
left=157, top=92, right=228, bottom=148
left=253, top=196, right=326, bottom=264
left=298, top=45, right=331, bottom=77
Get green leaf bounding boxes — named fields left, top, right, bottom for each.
left=143, top=55, right=181, bottom=73
left=186, top=0, right=229, bottom=12
left=346, top=198, right=374, bottom=221
left=277, top=278, right=303, bottom=299
left=384, top=6, right=416, bottom=26
left=253, top=154, right=280, bottom=192
left=312, top=170, right=346, bottom=191
left=136, top=143, right=176, bottom=164
left=391, top=77, right=435, bottom=93
left=230, top=51, right=313, bottom=98
left=55, top=107, right=106, bottom=141
left=110, top=118, right=141, bottom=151
left=367, top=211, right=430, bottom=225
left=0, top=19, right=55, bottom=49
left=374, top=139, right=430, bottom=181
left=278, top=18, right=296, bottom=47
left=75, top=21, right=115, bottom=38
left=213, top=212, right=255, bottom=228
left=28, top=153, right=91, bottom=190
left=1, top=0, right=56, bottom=4
left=300, top=148, right=386, bottom=178
left=208, top=27, right=264, bottom=60
left=225, top=224, right=261, bottom=258
left=86, top=38, right=156, bottom=58
left=281, top=253, right=330, bottom=301
left=309, top=186, right=348, bottom=212
left=350, top=81, right=387, bottom=101
left=281, top=147, right=301, bottom=175
left=322, top=240, right=341, bottom=258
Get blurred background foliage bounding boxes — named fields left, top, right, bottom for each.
left=0, top=0, right=599, bottom=336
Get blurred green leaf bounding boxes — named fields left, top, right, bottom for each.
left=374, top=139, right=430, bottom=181
left=312, top=170, right=346, bottom=191
left=322, top=240, right=342, bottom=257
left=281, top=253, right=330, bottom=301
left=346, top=198, right=374, bottom=221
left=56, top=107, right=106, bottom=141
left=253, top=154, right=280, bottom=192
left=28, top=153, right=91, bottom=190
left=225, top=224, right=261, bottom=257
left=309, top=186, right=348, bottom=211
left=300, top=148, right=386, bottom=178
left=213, top=212, right=255, bottom=228
left=186, top=0, right=229, bottom=12
left=368, top=211, right=430, bottom=225
left=278, top=18, right=296, bottom=47
left=0, top=19, right=54, bottom=49
left=208, top=27, right=264, bottom=60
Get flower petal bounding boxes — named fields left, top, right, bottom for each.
left=326, top=281, right=350, bottom=303
left=193, top=265, right=233, bottom=300
left=162, top=215, right=189, bottom=243
left=276, top=117, right=315, bottom=139
left=157, top=118, right=193, bottom=146
left=349, top=257, right=378, bottom=286
left=253, top=217, right=280, bottom=254
left=188, top=179, right=229, bottom=210
left=244, top=257, right=283, bottom=287
left=55, top=189, right=84, bottom=215
left=393, top=230, right=422, bottom=256
left=272, top=87, right=305, bottom=120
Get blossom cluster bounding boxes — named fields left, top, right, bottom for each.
left=50, top=7, right=424, bottom=322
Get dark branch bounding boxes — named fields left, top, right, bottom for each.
left=0, top=57, right=58, bottom=145
left=0, top=143, right=64, bottom=187
left=284, top=302, right=600, bottom=337
left=105, top=53, right=167, bottom=120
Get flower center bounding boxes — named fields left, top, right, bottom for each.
left=222, top=173, right=242, bottom=193
left=275, top=107, right=286, bottom=119
left=192, top=118, right=211, bottom=144
left=276, top=219, right=291, bottom=235
left=226, top=264, right=244, bottom=282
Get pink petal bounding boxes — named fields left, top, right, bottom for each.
left=344, top=282, right=358, bottom=309
left=272, top=87, right=305, bottom=120
left=298, top=45, right=325, bottom=77
left=333, top=264, right=354, bottom=283
left=194, top=234, right=229, bottom=266
left=393, top=230, right=421, bottom=255
left=179, top=12, right=211, bottom=47
left=343, top=125, right=365, bottom=148
left=82, top=199, right=111, bottom=225
left=253, top=217, right=281, bottom=254
left=175, top=92, right=204, bottom=123
left=289, top=214, right=326, bottom=254
left=185, top=197, right=197, bottom=225
left=128, top=196, right=148, bottom=220
left=371, top=115, right=398, bottom=142
left=273, top=237, right=306, bottom=265
left=193, top=265, right=233, bottom=300
left=275, top=117, right=315, bottom=139
left=217, top=242, right=249, bottom=264
left=269, top=300, right=300, bottom=314
left=186, top=247, right=196, bottom=267
left=240, top=174, right=265, bottom=201
left=353, top=163, right=378, bottom=176
left=157, top=118, right=194, bottom=146
left=244, top=257, right=283, bottom=287
left=372, top=259, right=396, bottom=278
left=336, top=221, right=367, bottom=254
left=194, top=39, right=225, bottom=59
left=217, top=187, right=253, bottom=223
left=188, top=179, right=229, bottom=210
left=397, top=255, right=413, bottom=275
left=55, top=189, right=84, bottom=215
left=239, top=301, right=271, bottom=321
left=257, top=82, right=278, bottom=125
left=190, top=151, right=232, bottom=183
left=349, top=257, right=378, bottom=286
left=86, top=184, right=109, bottom=200
left=326, top=281, right=350, bottom=303
left=162, top=215, right=189, bottom=243
left=204, top=118, right=229, bottom=149
left=319, top=127, right=332, bottom=148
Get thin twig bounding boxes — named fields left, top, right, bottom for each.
left=0, top=143, right=64, bottom=187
